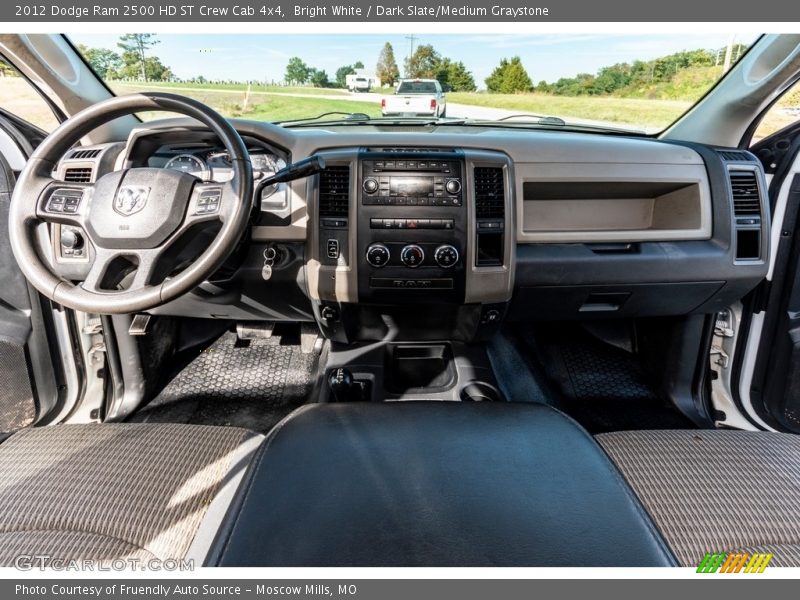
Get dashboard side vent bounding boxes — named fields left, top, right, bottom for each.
left=718, top=150, right=752, bottom=162
left=474, top=166, right=506, bottom=267
left=69, top=148, right=102, bottom=160
left=728, top=169, right=763, bottom=261
left=474, top=166, right=505, bottom=219
left=63, top=167, right=93, bottom=183
left=729, top=170, right=761, bottom=216
left=318, top=165, right=350, bottom=217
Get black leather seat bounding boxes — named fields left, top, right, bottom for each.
left=211, top=402, right=676, bottom=566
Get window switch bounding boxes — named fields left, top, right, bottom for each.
left=327, top=239, right=340, bottom=259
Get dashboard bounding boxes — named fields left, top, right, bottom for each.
left=49, top=119, right=771, bottom=343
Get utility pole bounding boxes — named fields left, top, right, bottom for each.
left=405, top=35, right=418, bottom=76
left=723, top=33, right=736, bottom=73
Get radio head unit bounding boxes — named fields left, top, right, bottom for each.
left=361, top=156, right=463, bottom=207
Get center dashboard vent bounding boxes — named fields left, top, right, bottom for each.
left=318, top=165, right=351, bottom=217
left=63, top=167, right=93, bottom=183
left=474, top=166, right=505, bottom=219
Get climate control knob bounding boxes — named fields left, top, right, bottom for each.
left=445, top=179, right=461, bottom=195
left=366, top=243, right=390, bottom=268
left=434, top=245, right=459, bottom=268
left=363, top=178, right=379, bottom=194
left=400, top=244, right=425, bottom=268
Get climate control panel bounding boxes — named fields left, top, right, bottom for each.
left=357, top=149, right=467, bottom=303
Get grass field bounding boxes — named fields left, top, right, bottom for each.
left=113, top=80, right=349, bottom=96
left=447, top=92, right=691, bottom=130
left=110, top=82, right=380, bottom=122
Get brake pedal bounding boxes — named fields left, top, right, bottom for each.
left=236, top=322, right=275, bottom=340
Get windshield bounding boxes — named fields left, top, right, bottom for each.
left=71, top=33, right=757, bottom=133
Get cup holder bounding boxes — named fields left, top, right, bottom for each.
left=460, top=381, right=503, bottom=402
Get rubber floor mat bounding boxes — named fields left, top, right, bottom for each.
left=0, top=339, right=36, bottom=432
left=525, top=326, right=694, bottom=433
left=130, top=332, right=319, bottom=433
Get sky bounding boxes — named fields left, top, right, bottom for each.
left=69, top=33, right=758, bottom=87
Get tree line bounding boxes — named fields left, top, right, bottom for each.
left=79, top=34, right=172, bottom=81
left=535, top=46, right=749, bottom=97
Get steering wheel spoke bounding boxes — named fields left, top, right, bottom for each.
left=182, top=181, right=235, bottom=228
left=81, top=246, right=164, bottom=294
left=34, top=180, right=93, bottom=229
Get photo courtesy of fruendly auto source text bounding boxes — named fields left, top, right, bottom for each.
left=0, top=0, right=798, bottom=597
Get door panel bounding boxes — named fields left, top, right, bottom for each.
left=747, top=132, right=800, bottom=431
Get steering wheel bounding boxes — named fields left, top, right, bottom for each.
left=8, top=92, right=253, bottom=314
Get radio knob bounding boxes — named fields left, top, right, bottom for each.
left=400, top=244, right=425, bottom=268
left=363, top=178, right=379, bottom=194
left=434, top=245, right=459, bottom=268
left=445, top=179, right=461, bottom=195
left=366, top=243, right=390, bottom=268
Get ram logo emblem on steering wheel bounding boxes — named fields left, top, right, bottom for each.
left=114, top=185, right=150, bottom=216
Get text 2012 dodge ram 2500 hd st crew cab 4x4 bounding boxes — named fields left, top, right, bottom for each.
left=382, top=79, right=447, bottom=117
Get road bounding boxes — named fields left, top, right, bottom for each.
left=338, top=91, right=524, bottom=120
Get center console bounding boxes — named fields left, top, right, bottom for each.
left=308, top=147, right=515, bottom=343
left=358, top=150, right=467, bottom=303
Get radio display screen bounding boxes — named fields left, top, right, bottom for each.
left=390, top=177, right=433, bottom=196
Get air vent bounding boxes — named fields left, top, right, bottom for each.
left=729, top=170, right=761, bottom=216
left=69, top=148, right=102, bottom=160
left=63, top=167, right=93, bottom=183
left=474, top=166, right=505, bottom=219
left=718, top=150, right=751, bottom=162
left=318, top=165, right=350, bottom=217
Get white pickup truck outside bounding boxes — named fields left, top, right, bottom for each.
left=381, top=79, right=447, bottom=117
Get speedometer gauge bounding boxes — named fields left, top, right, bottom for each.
left=164, top=154, right=209, bottom=180
left=252, top=154, right=287, bottom=200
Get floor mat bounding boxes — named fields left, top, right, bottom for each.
left=521, top=325, right=694, bottom=434
left=0, top=339, right=36, bottom=432
left=130, top=332, right=319, bottom=433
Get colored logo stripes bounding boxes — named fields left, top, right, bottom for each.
left=697, top=552, right=773, bottom=573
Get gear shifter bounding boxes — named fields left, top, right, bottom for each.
left=328, top=368, right=361, bottom=402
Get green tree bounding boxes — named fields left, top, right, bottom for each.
left=536, top=80, right=552, bottom=94
left=436, top=59, right=476, bottom=92
left=117, top=34, right=159, bottom=81
left=335, top=65, right=355, bottom=88
left=353, top=61, right=365, bottom=69
left=405, top=44, right=441, bottom=79
left=78, top=44, right=122, bottom=79
left=309, top=68, right=330, bottom=88
left=117, top=52, right=171, bottom=81
left=376, top=42, right=400, bottom=86
left=485, top=56, right=533, bottom=93
left=285, top=57, right=310, bottom=85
